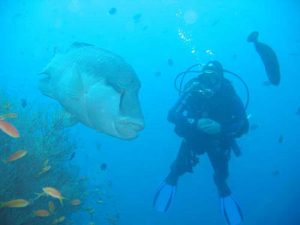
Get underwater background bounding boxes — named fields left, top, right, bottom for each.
left=0, top=0, right=300, bottom=225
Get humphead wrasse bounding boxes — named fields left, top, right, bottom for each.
left=39, top=42, right=144, bottom=140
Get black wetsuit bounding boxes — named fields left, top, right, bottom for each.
left=166, top=78, right=249, bottom=197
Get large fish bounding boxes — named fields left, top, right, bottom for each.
left=39, top=42, right=144, bottom=139
left=247, top=31, right=281, bottom=86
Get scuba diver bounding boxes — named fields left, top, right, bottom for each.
left=153, top=61, right=249, bottom=225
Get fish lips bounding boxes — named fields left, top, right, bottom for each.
left=114, top=117, right=144, bottom=139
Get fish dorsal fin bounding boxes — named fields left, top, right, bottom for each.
left=71, top=42, right=94, bottom=49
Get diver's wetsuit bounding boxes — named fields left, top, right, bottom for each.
left=166, top=78, right=249, bottom=197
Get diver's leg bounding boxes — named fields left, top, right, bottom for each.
left=153, top=139, right=198, bottom=212
left=207, top=146, right=231, bottom=197
left=207, top=146, right=244, bottom=224
left=165, top=139, right=198, bottom=185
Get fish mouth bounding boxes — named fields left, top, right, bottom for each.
left=115, top=117, right=144, bottom=139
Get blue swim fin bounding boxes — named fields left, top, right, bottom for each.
left=153, top=181, right=176, bottom=212
left=221, top=195, right=243, bottom=225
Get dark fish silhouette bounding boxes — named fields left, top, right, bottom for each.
left=21, top=98, right=27, bottom=108
left=69, top=152, right=76, bottom=160
left=100, top=163, right=107, bottom=171
left=247, top=31, right=281, bottom=86
left=278, top=135, right=284, bottom=144
left=167, top=58, right=174, bottom=66
left=296, top=107, right=300, bottom=116
left=109, top=7, right=117, bottom=15
left=272, top=170, right=280, bottom=176
left=155, top=71, right=161, bottom=77
left=133, top=13, right=142, bottom=23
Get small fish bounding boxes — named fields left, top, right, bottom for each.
left=43, top=187, right=65, bottom=205
left=133, top=13, right=142, bottom=23
left=0, top=199, right=29, bottom=208
left=37, top=165, right=51, bottom=177
left=96, top=199, right=104, bottom=205
left=247, top=31, right=280, bottom=86
left=167, top=58, right=174, bottom=66
left=52, top=216, right=65, bottom=224
left=34, top=209, right=50, bottom=217
left=21, top=99, right=27, bottom=108
left=154, top=71, right=161, bottom=77
left=0, top=113, right=18, bottom=120
left=0, top=120, right=20, bottom=138
left=211, top=19, right=219, bottom=27
left=278, top=135, right=284, bottom=144
left=7, top=150, right=27, bottom=162
left=85, top=207, right=95, bottom=215
left=69, top=152, right=76, bottom=160
left=48, top=201, right=56, bottom=214
left=100, top=163, right=107, bottom=171
left=70, top=199, right=81, bottom=206
left=108, top=7, right=117, bottom=15
left=95, top=142, right=102, bottom=151
left=272, top=170, right=280, bottom=176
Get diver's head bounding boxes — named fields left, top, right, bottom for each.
left=197, top=60, right=224, bottom=97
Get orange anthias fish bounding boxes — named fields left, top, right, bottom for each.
left=33, top=209, right=50, bottom=217
left=7, top=150, right=27, bottom=162
left=43, top=187, right=65, bottom=205
left=0, top=120, right=20, bottom=138
left=0, top=113, right=18, bottom=120
left=0, top=199, right=29, bottom=208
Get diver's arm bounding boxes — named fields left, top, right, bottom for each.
left=221, top=96, right=249, bottom=137
left=168, top=92, right=197, bottom=137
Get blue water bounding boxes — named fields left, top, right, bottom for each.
left=1, top=0, right=300, bottom=225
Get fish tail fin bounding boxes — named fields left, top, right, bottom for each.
left=59, top=198, right=64, bottom=206
left=247, top=31, right=259, bottom=43
left=33, top=192, right=45, bottom=201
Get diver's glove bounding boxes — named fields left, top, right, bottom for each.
left=197, top=118, right=221, bottom=135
